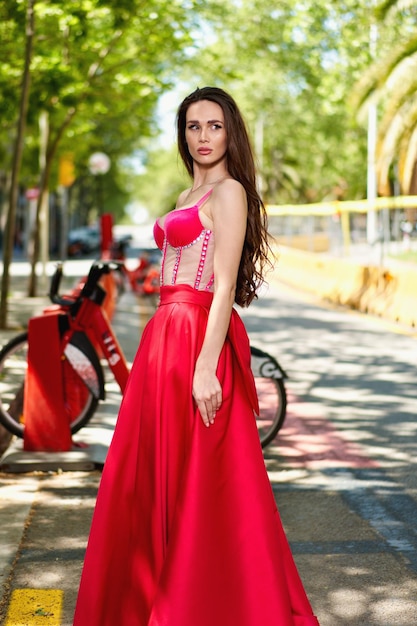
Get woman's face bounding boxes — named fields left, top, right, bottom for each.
left=185, top=100, right=227, bottom=168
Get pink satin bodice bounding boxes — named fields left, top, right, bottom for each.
left=153, top=190, right=215, bottom=291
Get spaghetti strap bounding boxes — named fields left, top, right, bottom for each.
left=195, top=188, right=213, bottom=208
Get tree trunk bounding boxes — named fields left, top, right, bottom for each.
left=25, top=29, right=121, bottom=298
left=0, top=0, right=35, bottom=329
left=28, top=108, right=75, bottom=296
left=406, top=160, right=417, bottom=226
left=28, top=111, right=50, bottom=297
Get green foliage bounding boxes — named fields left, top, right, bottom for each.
left=96, top=1, right=395, bottom=209
left=0, top=4, right=25, bottom=127
left=135, top=0, right=376, bottom=207
left=352, top=0, right=417, bottom=194
left=0, top=0, right=206, bottom=222
left=4, top=0, right=414, bottom=226
left=129, top=145, right=190, bottom=217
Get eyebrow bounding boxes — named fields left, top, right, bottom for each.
left=186, top=119, right=224, bottom=124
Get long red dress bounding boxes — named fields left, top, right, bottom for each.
left=73, top=191, right=319, bottom=626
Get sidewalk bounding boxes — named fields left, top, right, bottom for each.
left=0, top=274, right=151, bottom=625
left=0, top=270, right=416, bottom=625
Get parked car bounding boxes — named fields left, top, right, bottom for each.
left=68, top=226, right=101, bottom=256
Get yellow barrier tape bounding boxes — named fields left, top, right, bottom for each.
left=267, top=195, right=417, bottom=216
left=4, top=589, right=63, bottom=626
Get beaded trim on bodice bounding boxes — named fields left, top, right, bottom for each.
left=160, top=227, right=214, bottom=291
left=155, top=190, right=215, bottom=292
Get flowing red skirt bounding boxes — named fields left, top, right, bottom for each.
left=73, top=285, right=319, bottom=626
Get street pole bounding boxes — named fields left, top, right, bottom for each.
left=255, top=115, right=264, bottom=197
left=39, top=110, right=49, bottom=291
left=367, top=9, right=378, bottom=246
left=88, top=152, right=110, bottom=216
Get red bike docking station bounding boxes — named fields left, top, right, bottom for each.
left=6, top=261, right=129, bottom=460
left=22, top=262, right=124, bottom=453
left=0, top=216, right=286, bottom=469
left=0, top=216, right=136, bottom=471
left=24, top=312, right=74, bottom=452
left=21, top=214, right=125, bottom=453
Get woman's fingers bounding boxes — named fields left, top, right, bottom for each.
left=193, top=378, right=222, bottom=427
left=193, top=380, right=222, bottom=428
left=209, top=389, right=222, bottom=424
left=198, top=398, right=220, bottom=427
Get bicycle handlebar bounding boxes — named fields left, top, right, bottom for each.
left=79, top=261, right=122, bottom=298
left=49, top=260, right=123, bottom=307
left=48, top=262, right=64, bottom=303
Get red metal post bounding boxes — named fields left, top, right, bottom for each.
left=23, top=313, right=73, bottom=451
left=100, top=213, right=113, bottom=256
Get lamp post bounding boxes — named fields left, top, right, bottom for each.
left=88, top=152, right=111, bottom=216
left=88, top=152, right=112, bottom=254
left=367, top=8, right=378, bottom=246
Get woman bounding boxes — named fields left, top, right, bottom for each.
left=73, top=86, right=319, bottom=626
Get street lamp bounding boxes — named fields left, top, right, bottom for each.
left=88, top=152, right=111, bottom=215
left=367, top=7, right=378, bottom=246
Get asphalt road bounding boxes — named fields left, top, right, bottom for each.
left=0, top=254, right=416, bottom=625
left=243, top=280, right=417, bottom=625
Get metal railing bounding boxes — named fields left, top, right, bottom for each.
left=267, top=195, right=417, bottom=266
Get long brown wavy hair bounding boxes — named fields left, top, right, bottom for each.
left=177, top=86, right=273, bottom=307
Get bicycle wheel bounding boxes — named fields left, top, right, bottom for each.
left=250, top=346, right=287, bottom=448
left=0, top=332, right=100, bottom=438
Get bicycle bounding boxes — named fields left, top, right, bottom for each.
left=109, top=242, right=161, bottom=300
left=250, top=346, right=287, bottom=447
left=0, top=261, right=287, bottom=449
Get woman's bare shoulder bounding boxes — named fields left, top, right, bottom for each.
left=217, top=177, right=244, bottom=193
left=212, top=178, right=247, bottom=211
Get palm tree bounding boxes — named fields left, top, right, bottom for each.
left=353, top=0, right=417, bottom=206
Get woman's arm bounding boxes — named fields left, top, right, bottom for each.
left=192, top=179, right=247, bottom=426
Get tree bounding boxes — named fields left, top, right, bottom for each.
left=26, top=0, right=197, bottom=296
left=0, top=0, right=214, bottom=327
left=0, top=0, right=35, bottom=329
left=352, top=0, right=417, bottom=195
left=134, top=1, right=376, bottom=207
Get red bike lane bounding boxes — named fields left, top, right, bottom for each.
left=274, top=392, right=379, bottom=469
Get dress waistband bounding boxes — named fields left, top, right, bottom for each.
left=159, top=285, right=214, bottom=309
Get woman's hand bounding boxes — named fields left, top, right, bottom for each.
left=192, top=367, right=222, bottom=427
